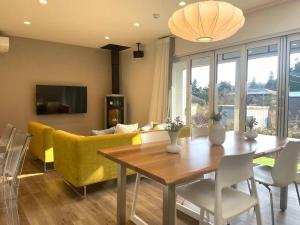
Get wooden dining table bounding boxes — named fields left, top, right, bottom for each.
left=98, top=131, right=291, bottom=225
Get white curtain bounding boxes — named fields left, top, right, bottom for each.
left=148, top=37, right=172, bottom=123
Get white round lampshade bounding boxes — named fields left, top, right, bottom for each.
left=168, top=1, right=245, bottom=42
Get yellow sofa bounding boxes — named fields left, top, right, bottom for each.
left=28, top=121, right=55, bottom=171
left=53, top=130, right=141, bottom=191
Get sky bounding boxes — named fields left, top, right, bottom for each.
left=192, top=56, right=280, bottom=88
left=181, top=52, right=300, bottom=90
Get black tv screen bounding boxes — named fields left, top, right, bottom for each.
left=36, top=85, right=87, bottom=115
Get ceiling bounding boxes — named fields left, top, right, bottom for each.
left=0, top=0, right=287, bottom=49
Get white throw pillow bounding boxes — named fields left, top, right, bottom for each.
left=140, top=123, right=153, bottom=132
left=115, top=123, right=139, bottom=134
left=153, top=123, right=167, bottom=131
left=92, top=127, right=115, bottom=135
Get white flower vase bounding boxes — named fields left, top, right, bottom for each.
left=166, top=131, right=182, bottom=153
left=244, top=128, right=258, bottom=140
left=209, top=121, right=225, bottom=145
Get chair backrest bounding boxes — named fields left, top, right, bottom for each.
left=3, top=132, right=31, bottom=179
left=216, top=151, right=255, bottom=189
left=141, top=131, right=170, bottom=144
left=191, top=127, right=208, bottom=139
left=272, top=141, right=300, bottom=186
left=0, top=123, right=16, bottom=150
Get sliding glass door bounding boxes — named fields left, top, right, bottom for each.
left=288, top=37, right=300, bottom=138
left=190, top=57, right=212, bottom=129
left=216, top=50, right=241, bottom=131
left=246, top=42, right=279, bottom=135
left=171, top=60, right=187, bottom=124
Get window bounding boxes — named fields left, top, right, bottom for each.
left=216, top=51, right=241, bottom=131
left=246, top=44, right=278, bottom=135
left=191, top=58, right=211, bottom=128
left=171, top=61, right=187, bottom=123
left=288, top=40, right=300, bottom=138
left=171, top=33, right=300, bottom=139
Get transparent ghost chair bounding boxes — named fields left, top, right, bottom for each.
left=0, top=124, right=16, bottom=174
left=1, top=132, right=31, bottom=225
left=130, top=130, right=170, bottom=224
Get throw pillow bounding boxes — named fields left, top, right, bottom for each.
left=140, top=123, right=153, bottom=132
left=153, top=123, right=167, bottom=131
left=92, top=127, right=115, bottom=135
left=115, top=123, right=139, bottom=134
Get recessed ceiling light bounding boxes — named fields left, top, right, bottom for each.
left=292, top=43, right=298, bottom=46
left=39, top=0, right=48, bottom=4
left=179, top=1, right=186, bottom=6
left=104, top=36, right=110, bottom=40
left=24, top=21, right=31, bottom=25
left=134, top=23, right=140, bottom=27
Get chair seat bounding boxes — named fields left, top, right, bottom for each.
left=254, top=165, right=275, bottom=186
left=176, top=179, right=258, bottom=220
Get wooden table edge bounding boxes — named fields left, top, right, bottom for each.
left=97, top=145, right=284, bottom=186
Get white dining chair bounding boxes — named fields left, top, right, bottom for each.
left=176, top=152, right=262, bottom=225
left=253, top=141, right=300, bottom=225
left=191, top=127, right=209, bottom=140
left=1, top=132, right=31, bottom=225
left=130, top=130, right=170, bottom=225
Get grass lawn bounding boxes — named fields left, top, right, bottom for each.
left=254, top=157, right=300, bottom=173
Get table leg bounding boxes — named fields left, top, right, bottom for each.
left=163, top=184, right=176, bottom=225
left=117, top=164, right=126, bottom=225
left=280, top=186, right=288, bottom=211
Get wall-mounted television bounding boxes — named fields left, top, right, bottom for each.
left=36, top=85, right=87, bottom=115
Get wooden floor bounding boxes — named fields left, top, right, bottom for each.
left=0, top=157, right=299, bottom=225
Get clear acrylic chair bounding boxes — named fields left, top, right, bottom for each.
left=1, top=132, right=31, bottom=225
left=177, top=152, right=262, bottom=225
left=0, top=124, right=16, bottom=150
left=130, top=130, right=170, bottom=225
left=0, top=124, right=16, bottom=175
left=253, top=141, right=300, bottom=225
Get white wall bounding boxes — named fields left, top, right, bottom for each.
left=120, top=41, right=156, bottom=126
left=175, top=0, right=300, bottom=56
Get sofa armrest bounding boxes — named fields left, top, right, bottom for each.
left=28, top=121, right=54, bottom=162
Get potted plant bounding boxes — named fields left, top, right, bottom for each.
left=165, top=116, right=184, bottom=153
left=244, top=116, right=258, bottom=140
left=209, top=112, right=226, bottom=145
